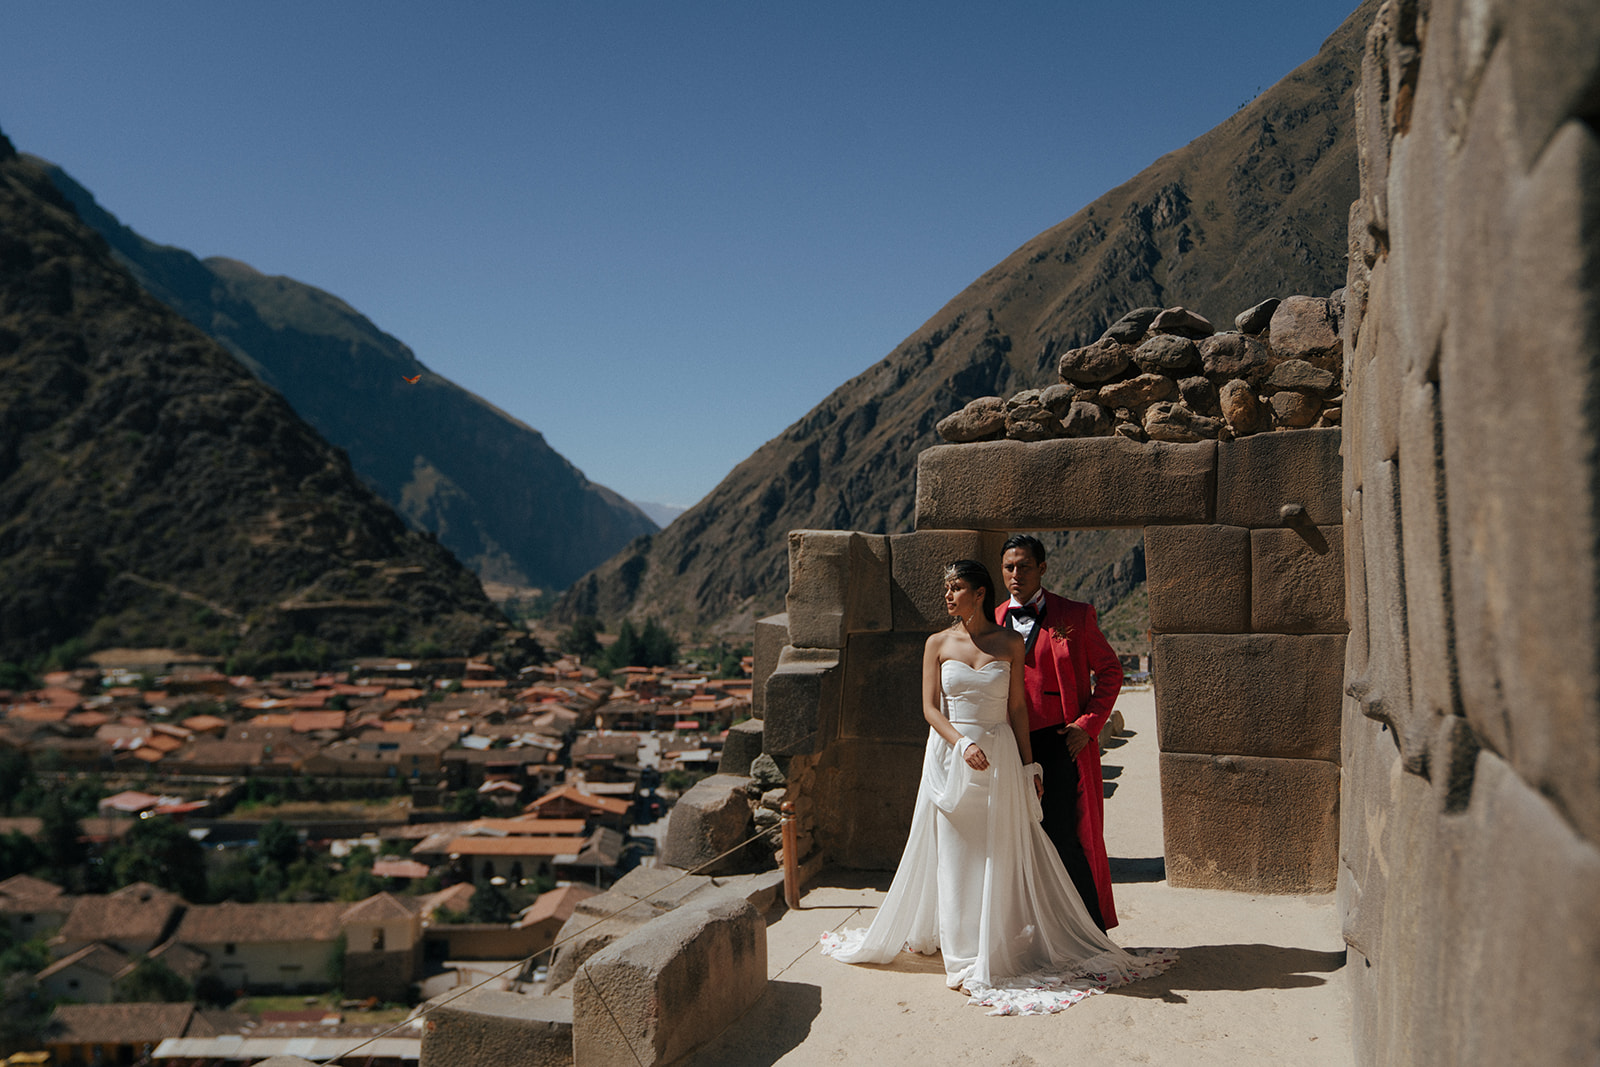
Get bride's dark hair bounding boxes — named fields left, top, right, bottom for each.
left=944, top=559, right=997, bottom=622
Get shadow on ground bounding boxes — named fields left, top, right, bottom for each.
left=1110, top=944, right=1347, bottom=1004
left=1110, top=855, right=1166, bottom=881
left=690, top=980, right=822, bottom=1064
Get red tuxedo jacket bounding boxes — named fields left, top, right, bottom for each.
left=997, top=589, right=1124, bottom=927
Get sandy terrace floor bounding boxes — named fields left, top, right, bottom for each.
left=694, top=687, right=1353, bottom=1066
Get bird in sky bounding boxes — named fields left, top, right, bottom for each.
left=403, top=374, right=421, bottom=383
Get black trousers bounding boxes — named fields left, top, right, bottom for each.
left=1030, top=725, right=1108, bottom=933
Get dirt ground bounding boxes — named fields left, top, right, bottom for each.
left=695, top=686, right=1353, bottom=1066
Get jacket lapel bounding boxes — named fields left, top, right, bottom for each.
left=1023, top=598, right=1045, bottom=658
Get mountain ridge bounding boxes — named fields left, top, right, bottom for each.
left=0, top=130, right=511, bottom=667
left=36, top=164, right=657, bottom=592
left=556, top=0, right=1375, bottom=639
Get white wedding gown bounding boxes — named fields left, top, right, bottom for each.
left=820, top=660, right=1176, bottom=1014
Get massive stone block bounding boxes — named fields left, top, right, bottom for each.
left=420, top=987, right=573, bottom=1067
left=1144, top=524, right=1250, bottom=634
left=1337, top=695, right=1391, bottom=967
left=839, top=631, right=929, bottom=743
left=763, top=646, right=842, bottom=756
left=572, top=898, right=766, bottom=1067
left=1501, top=0, right=1600, bottom=171
left=914, top=438, right=1215, bottom=530
left=888, top=529, right=1008, bottom=631
left=1348, top=749, right=1600, bottom=1065
left=785, top=531, right=891, bottom=649
left=1442, top=116, right=1600, bottom=842
left=1160, top=752, right=1340, bottom=892
left=1214, top=427, right=1342, bottom=528
left=1395, top=377, right=1457, bottom=734
left=546, top=867, right=783, bottom=993
left=1251, top=527, right=1346, bottom=634
left=659, top=774, right=760, bottom=876
left=717, top=718, right=764, bottom=777
left=1349, top=459, right=1417, bottom=767
left=751, top=613, right=788, bottom=718
left=806, top=740, right=924, bottom=869
left=1154, top=634, right=1345, bottom=762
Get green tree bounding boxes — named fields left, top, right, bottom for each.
left=206, top=854, right=259, bottom=903
left=258, top=818, right=301, bottom=871
left=0, top=972, right=50, bottom=1052
left=638, top=619, right=676, bottom=668
left=279, top=857, right=332, bottom=902
left=106, top=817, right=206, bottom=900
left=0, top=662, right=36, bottom=691
left=467, top=880, right=513, bottom=924
left=0, top=750, right=33, bottom=815
left=37, top=792, right=85, bottom=884
left=0, top=928, right=50, bottom=976
left=558, top=616, right=603, bottom=659
left=331, top=846, right=380, bottom=902
left=599, top=617, right=676, bottom=671
left=113, top=956, right=192, bottom=1002
left=445, top=789, right=495, bottom=821
left=0, top=831, right=44, bottom=880
left=600, top=619, right=640, bottom=672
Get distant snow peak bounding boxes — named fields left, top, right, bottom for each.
left=633, top=500, right=686, bottom=528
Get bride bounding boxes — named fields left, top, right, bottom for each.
left=820, top=559, right=1175, bottom=1014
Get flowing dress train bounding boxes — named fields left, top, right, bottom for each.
left=820, top=660, right=1176, bottom=1014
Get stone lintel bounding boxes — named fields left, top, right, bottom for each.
left=1214, top=427, right=1342, bottom=527
left=914, top=438, right=1216, bottom=530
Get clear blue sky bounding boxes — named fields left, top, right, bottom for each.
left=1, top=1, right=1358, bottom=509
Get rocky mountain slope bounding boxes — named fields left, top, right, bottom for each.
left=38, top=167, right=657, bottom=592
left=556, top=1, right=1375, bottom=641
left=0, top=130, right=511, bottom=667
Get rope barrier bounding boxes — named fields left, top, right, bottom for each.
left=331, top=820, right=787, bottom=1063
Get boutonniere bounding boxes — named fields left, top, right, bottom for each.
left=1050, top=621, right=1074, bottom=641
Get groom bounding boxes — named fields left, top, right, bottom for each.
left=996, top=534, right=1122, bottom=932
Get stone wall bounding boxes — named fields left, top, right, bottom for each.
left=1146, top=430, right=1346, bottom=892
left=764, top=428, right=1345, bottom=892
left=1339, top=0, right=1600, bottom=1061
left=764, top=528, right=1007, bottom=871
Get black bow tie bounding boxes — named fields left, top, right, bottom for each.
left=1009, top=603, right=1039, bottom=621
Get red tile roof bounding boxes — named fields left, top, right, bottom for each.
left=442, top=836, right=587, bottom=857
left=175, top=901, right=345, bottom=945
left=516, top=883, right=600, bottom=927
left=46, top=1002, right=196, bottom=1045
left=58, top=882, right=183, bottom=946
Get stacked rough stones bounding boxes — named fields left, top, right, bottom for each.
left=936, top=296, right=1344, bottom=445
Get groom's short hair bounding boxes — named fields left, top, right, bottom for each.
left=1002, top=533, right=1046, bottom=564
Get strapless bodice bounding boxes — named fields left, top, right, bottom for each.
left=941, top=659, right=1010, bottom=725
